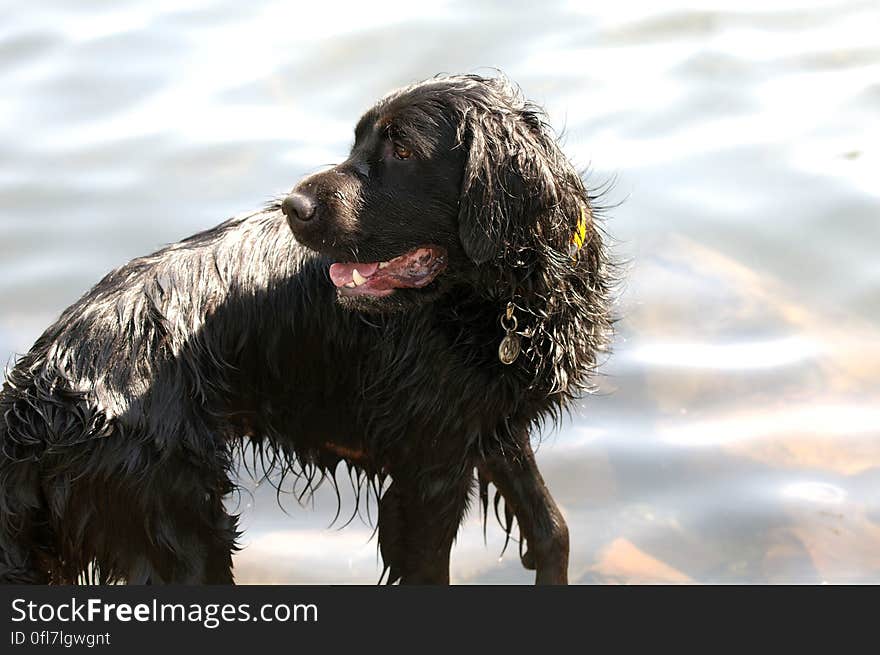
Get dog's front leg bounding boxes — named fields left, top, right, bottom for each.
left=479, top=441, right=569, bottom=584
left=377, top=473, right=471, bottom=585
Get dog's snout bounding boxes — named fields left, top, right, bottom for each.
left=281, top=192, right=317, bottom=225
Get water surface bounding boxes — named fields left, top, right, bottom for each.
left=1, top=0, right=878, bottom=583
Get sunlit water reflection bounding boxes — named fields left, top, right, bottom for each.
left=1, top=0, right=878, bottom=583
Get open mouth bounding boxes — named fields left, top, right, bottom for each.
left=328, top=246, right=447, bottom=298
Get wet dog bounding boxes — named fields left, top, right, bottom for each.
left=0, top=74, right=613, bottom=584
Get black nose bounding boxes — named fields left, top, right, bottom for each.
left=281, top=192, right=317, bottom=224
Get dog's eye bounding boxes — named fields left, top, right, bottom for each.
left=393, top=143, right=412, bottom=160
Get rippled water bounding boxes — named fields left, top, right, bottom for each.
left=1, top=0, right=878, bottom=583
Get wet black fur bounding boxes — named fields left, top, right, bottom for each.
left=0, top=74, right=614, bottom=584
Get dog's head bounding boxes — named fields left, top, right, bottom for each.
left=282, top=74, right=598, bottom=313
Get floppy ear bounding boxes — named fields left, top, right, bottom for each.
left=457, top=111, right=561, bottom=266
left=458, top=118, right=506, bottom=265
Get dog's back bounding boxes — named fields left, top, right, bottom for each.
left=0, top=210, right=318, bottom=582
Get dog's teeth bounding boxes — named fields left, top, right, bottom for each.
left=378, top=261, right=389, bottom=269
left=345, top=281, right=356, bottom=288
left=352, top=269, right=367, bottom=286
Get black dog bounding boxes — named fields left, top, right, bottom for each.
left=0, top=74, right=613, bottom=584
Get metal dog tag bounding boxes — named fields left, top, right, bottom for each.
left=498, top=302, right=520, bottom=365
left=498, top=332, right=521, bottom=365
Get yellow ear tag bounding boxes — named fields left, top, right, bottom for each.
left=569, top=205, right=588, bottom=260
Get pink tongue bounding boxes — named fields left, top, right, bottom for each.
left=329, top=262, right=380, bottom=287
